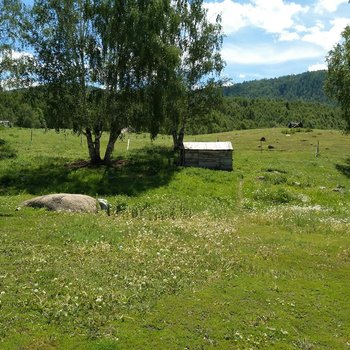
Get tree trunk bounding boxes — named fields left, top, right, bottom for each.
left=103, top=125, right=121, bottom=165
left=85, top=128, right=102, bottom=165
left=172, top=127, right=185, bottom=165
left=172, top=127, right=185, bottom=151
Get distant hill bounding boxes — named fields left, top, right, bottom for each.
left=185, top=70, right=345, bottom=134
left=186, top=96, right=344, bottom=134
left=223, top=71, right=333, bottom=105
left=1, top=70, right=345, bottom=134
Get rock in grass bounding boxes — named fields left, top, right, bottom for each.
left=332, top=185, right=345, bottom=193
left=22, top=193, right=98, bottom=213
left=97, top=198, right=111, bottom=215
left=97, top=198, right=109, bottom=211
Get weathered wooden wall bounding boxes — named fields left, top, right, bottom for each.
left=183, top=150, right=233, bottom=171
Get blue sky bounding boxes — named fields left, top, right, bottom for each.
left=204, top=0, right=350, bottom=83
left=15, top=0, right=350, bottom=84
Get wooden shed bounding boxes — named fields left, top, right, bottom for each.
left=181, top=142, right=233, bottom=171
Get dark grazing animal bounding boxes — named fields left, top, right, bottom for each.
left=288, top=121, right=303, bottom=128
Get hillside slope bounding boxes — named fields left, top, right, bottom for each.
left=187, top=97, right=344, bottom=134
left=223, top=71, right=333, bottom=105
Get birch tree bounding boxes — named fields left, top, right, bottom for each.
left=326, top=25, right=350, bottom=131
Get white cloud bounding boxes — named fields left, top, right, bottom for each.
left=204, top=0, right=251, bottom=34
left=248, top=0, right=308, bottom=34
left=302, top=17, right=350, bottom=50
left=294, top=24, right=308, bottom=33
left=0, top=50, right=33, bottom=63
left=204, top=0, right=309, bottom=35
left=237, top=72, right=264, bottom=80
left=314, top=0, right=348, bottom=14
left=222, top=44, right=322, bottom=65
left=308, top=63, right=327, bottom=71
left=12, top=51, right=33, bottom=60
left=278, top=31, right=300, bottom=41
left=203, top=0, right=350, bottom=78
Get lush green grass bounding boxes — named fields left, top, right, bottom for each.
left=0, top=127, right=350, bottom=349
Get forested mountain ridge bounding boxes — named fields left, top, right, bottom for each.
left=223, top=71, right=333, bottom=105
left=186, top=96, right=344, bottom=134
left=0, top=71, right=345, bottom=133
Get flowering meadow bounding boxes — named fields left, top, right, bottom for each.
left=0, top=128, right=349, bottom=349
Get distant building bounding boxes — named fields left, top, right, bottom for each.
left=0, top=120, right=12, bottom=127
left=181, top=142, right=233, bottom=171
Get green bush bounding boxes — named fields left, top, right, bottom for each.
left=253, top=187, right=296, bottom=204
left=0, top=139, right=17, bottom=159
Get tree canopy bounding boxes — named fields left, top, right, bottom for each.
left=160, top=0, right=224, bottom=149
left=0, top=0, right=224, bottom=163
left=0, top=0, right=34, bottom=90
left=326, top=25, right=350, bottom=131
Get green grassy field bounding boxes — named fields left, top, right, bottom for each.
left=0, top=127, right=350, bottom=349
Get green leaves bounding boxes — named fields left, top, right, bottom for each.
left=1, top=0, right=225, bottom=160
left=326, top=25, right=350, bottom=131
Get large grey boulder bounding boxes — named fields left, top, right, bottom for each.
left=22, top=193, right=98, bottom=213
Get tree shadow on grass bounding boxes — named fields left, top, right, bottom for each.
left=0, top=146, right=178, bottom=197
left=336, top=158, right=350, bottom=179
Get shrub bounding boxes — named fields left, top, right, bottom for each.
left=253, top=187, right=296, bottom=204
left=0, top=139, right=17, bottom=159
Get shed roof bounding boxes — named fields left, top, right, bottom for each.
left=183, top=142, right=233, bottom=151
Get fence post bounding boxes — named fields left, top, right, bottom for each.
left=127, top=138, right=130, bottom=151
left=315, top=141, right=320, bottom=157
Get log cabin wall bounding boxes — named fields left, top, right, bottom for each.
left=182, top=142, right=233, bottom=171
